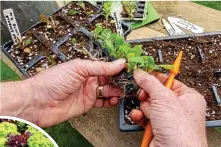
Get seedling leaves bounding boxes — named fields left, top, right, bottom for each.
left=71, top=38, right=77, bottom=45
left=25, top=39, right=31, bottom=46
left=158, top=64, right=175, bottom=70
left=130, top=45, right=142, bottom=56
left=68, top=10, right=79, bottom=15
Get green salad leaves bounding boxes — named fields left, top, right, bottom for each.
left=93, top=24, right=174, bottom=72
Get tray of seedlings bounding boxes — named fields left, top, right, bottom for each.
left=2, top=1, right=131, bottom=77
left=123, top=31, right=221, bottom=131
left=121, top=1, right=148, bottom=21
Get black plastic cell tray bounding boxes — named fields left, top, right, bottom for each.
left=119, top=31, right=221, bottom=132
left=2, top=1, right=131, bottom=78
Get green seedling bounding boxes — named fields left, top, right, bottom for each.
left=121, top=1, right=136, bottom=20
left=102, top=2, right=113, bottom=27
left=86, top=11, right=93, bottom=15
left=93, top=24, right=103, bottom=39
left=94, top=27, right=174, bottom=72
left=68, top=9, right=79, bottom=15
left=77, top=1, right=86, bottom=10
left=71, top=38, right=77, bottom=45
left=79, top=41, right=86, bottom=47
left=16, top=37, right=32, bottom=52
left=49, top=55, right=57, bottom=66
left=25, top=39, right=31, bottom=46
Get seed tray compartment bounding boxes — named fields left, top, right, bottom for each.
left=134, top=1, right=148, bottom=20
left=119, top=98, right=144, bottom=132
left=119, top=31, right=221, bottom=131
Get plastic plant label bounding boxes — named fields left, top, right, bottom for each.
left=211, top=84, right=221, bottom=105
left=168, top=20, right=185, bottom=35
left=168, top=17, right=204, bottom=33
left=3, top=9, right=21, bottom=44
left=162, top=19, right=176, bottom=36
left=113, top=11, right=123, bottom=36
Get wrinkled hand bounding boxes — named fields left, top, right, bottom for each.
left=27, top=59, right=126, bottom=127
left=130, top=69, right=207, bottom=147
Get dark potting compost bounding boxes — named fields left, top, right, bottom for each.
left=2, top=1, right=130, bottom=77
left=130, top=34, right=221, bottom=121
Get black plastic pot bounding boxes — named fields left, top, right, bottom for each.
left=1, top=1, right=131, bottom=78
left=119, top=31, right=221, bottom=132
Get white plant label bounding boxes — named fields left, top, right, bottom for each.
left=3, top=9, right=21, bottom=44
left=113, top=12, right=123, bottom=36
left=168, top=17, right=204, bottom=33
left=168, top=20, right=185, bottom=35
left=162, top=19, right=176, bottom=36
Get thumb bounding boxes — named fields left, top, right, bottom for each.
left=72, top=58, right=126, bottom=77
left=133, top=69, right=173, bottom=100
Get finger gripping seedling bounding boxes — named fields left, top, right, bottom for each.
left=141, top=51, right=183, bottom=147
left=93, top=25, right=174, bottom=92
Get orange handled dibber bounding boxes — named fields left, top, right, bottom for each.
left=141, top=51, right=183, bottom=147
left=164, top=51, right=183, bottom=89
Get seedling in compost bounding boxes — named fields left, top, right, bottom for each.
left=211, top=84, right=221, bottom=106
left=15, top=37, right=32, bottom=53
left=77, top=1, right=86, bottom=11
left=102, top=2, right=112, bottom=27
left=68, top=9, right=79, bottom=16
left=93, top=23, right=103, bottom=39
left=40, top=14, right=56, bottom=29
left=71, top=38, right=77, bottom=45
left=121, top=1, right=136, bottom=20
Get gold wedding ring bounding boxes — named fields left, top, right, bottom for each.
left=97, top=86, right=104, bottom=98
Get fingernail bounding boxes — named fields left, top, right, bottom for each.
left=136, top=89, right=142, bottom=98
left=134, top=68, right=143, bottom=75
left=129, top=109, right=134, bottom=117
left=113, top=58, right=126, bottom=65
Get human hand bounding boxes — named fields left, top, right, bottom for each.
left=130, top=69, right=207, bottom=147
left=26, top=59, right=126, bottom=127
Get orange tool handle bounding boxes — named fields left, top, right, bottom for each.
left=141, top=74, right=176, bottom=147
left=141, top=122, right=153, bottom=147
left=164, top=74, right=175, bottom=89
